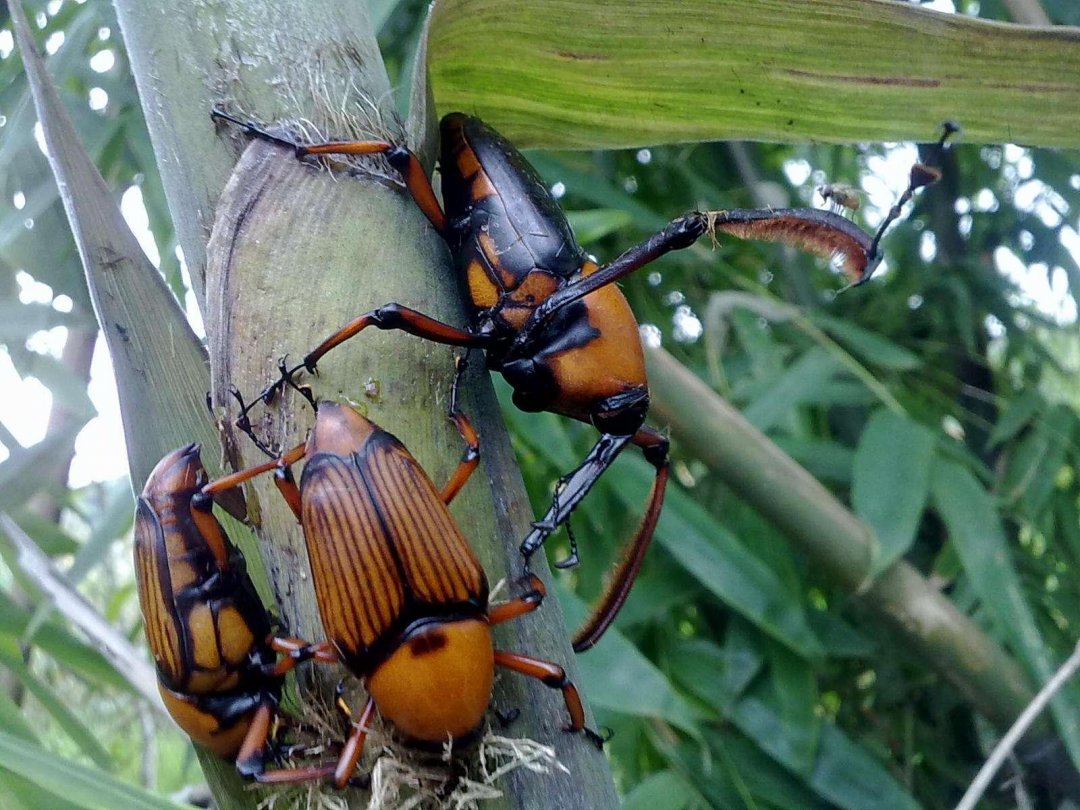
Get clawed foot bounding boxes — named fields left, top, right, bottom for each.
left=230, top=388, right=276, bottom=458
left=230, top=357, right=320, bottom=456
left=554, top=517, right=579, bottom=570
left=494, top=707, right=520, bottom=728
left=345, top=773, right=371, bottom=790
left=554, top=551, right=580, bottom=570
left=572, top=725, right=611, bottom=750
left=276, top=357, right=317, bottom=409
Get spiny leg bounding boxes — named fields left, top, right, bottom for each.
left=558, top=516, right=580, bottom=572
left=518, top=432, right=635, bottom=571
left=512, top=205, right=880, bottom=352
left=440, top=354, right=481, bottom=505
left=211, top=108, right=447, bottom=233
left=571, top=427, right=670, bottom=652
left=493, top=651, right=604, bottom=748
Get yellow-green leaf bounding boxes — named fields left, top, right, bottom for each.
left=428, top=0, right=1080, bottom=149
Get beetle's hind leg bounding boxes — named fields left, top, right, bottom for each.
left=493, top=651, right=604, bottom=749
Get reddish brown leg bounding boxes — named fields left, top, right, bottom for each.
left=439, top=355, right=480, bottom=505
left=494, top=651, right=604, bottom=748
left=245, top=687, right=375, bottom=786
left=201, top=442, right=307, bottom=497
left=301, top=141, right=447, bottom=234
left=273, top=467, right=303, bottom=521
left=236, top=702, right=339, bottom=784
left=263, top=638, right=338, bottom=677
left=210, top=110, right=447, bottom=233
left=247, top=304, right=493, bottom=424
left=332, top=695, right=377, bottom=789
left=571, top=427, right=670, bottom=652
left=234, top=702, right=274, bottom=778
left=302, top=303, right=490, bottom=371
left=488, top=575, right=546, bottom=626
left=252, top=762, right=339, bottom=785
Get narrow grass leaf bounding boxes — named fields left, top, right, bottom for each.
left=0, top=644, right=113, bottom=770
left=742, top=347, right=844, bottom=433
left=932, top=460, right=1080, bottom=765
left=428, top=0, right=1080, bottom=149
left=561, top=588, right=708, bottom=736
left=0, top=730, right=196, bottom=810
left=731, top=699, right=921, bottom=810
left=622, top=770, right=695, bottom=810
left=621, top=459, right=824, bottom=661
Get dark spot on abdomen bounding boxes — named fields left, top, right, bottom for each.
left=408, top=629, right=448, bottom=657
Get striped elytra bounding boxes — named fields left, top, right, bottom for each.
left=194, top=396, right=601, bottom=785
left=298, top=402, right=488, bottom=675
left=134, top=445, right=282, bottom=760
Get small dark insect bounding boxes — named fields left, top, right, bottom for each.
left=818, top=183, right=863, bottom=214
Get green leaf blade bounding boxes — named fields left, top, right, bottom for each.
left=428, top=0, right=1080, bottom=149
left=852, top=410, right=936, bottom=576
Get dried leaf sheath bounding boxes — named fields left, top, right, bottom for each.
left=707, top=208, right=877, bottom=283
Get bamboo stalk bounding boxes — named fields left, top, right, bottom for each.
left=644, top=345, right=1037, bottom=729
left=113, top=1, right=616, bottom=807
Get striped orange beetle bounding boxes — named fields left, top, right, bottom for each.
left=134, top=445, right=336, bottom=780
left=201, top=377, right=602, bottom=788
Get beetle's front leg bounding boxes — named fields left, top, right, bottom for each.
left=439, top=354, right=481, bottom=505
left=570, top=427, right=669, bottom=652
left=211, top=109, right=447, bottom=234
left=518, top=431, right=635, bottom=569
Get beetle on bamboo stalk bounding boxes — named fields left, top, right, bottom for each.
left=213, top=110, right=942, bottom=650
left=197, top=370, right=603, bottom=788
left=134, top=445, right=338, bottom=781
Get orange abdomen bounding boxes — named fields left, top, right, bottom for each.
left=366, top=619, right=494, bottom=743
